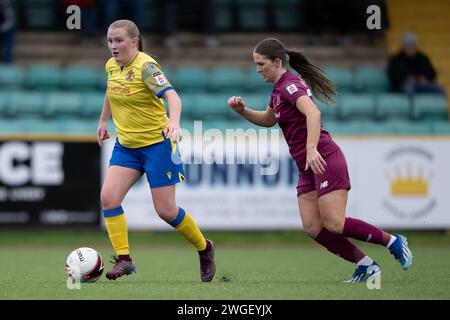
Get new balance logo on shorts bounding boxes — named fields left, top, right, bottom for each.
left=320, top=181, right=328, bottom=189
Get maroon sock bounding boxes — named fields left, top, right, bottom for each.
left=342, top=217, right=391, bottom=246
left=314, top=228, right=365, bottom=263
left=118, top=254, right=131, bottom=261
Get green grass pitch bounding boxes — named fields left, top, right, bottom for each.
left=1, top=230, right=450, bottom=300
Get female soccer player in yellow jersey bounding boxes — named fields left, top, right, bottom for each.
left=97, top=19, right=215, bottom=281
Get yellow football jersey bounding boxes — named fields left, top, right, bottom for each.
left=105, top=51, right=173, bottom=148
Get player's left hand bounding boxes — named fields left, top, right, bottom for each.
left=165, top=121, right=182, bottom=142
left=305, top=148, right=327, bottom=175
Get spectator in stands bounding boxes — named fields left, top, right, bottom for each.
left=163, top=0, right=219, bottom=48
left=0, top=0, right=15, bottom=63
left=388, top=32, right=445, bottom=96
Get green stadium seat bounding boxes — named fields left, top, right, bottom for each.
left=81, top=92, right=104, bottom=119
left=0, top=91, right=9, bottom=116
left=98, top=71, right=107, bottom=91
left=179, top=93, right=197, bottom=120
left=141, top=0, right=162, bottom=31
left=376, top=93, right=411, bottom=120
left=57, top=119, right=98, bottom=134
left=432, top=121, right=450, bottom=135
left=44, top=92, right=82, bottom=118
left=322, top=120, right=362, bottom=135
left=353, top=66, right=390, bottom=93
left=172, top=67, right=209, bottom=93
left=0, top=119, right=22, bottom=134
left=17, top=119, right=62, bottom=134
left=216, top=0, right=235, bottom=31
left=323, top=67, right=353, bottom=93
left=272, top=0, right=304, bottom=31
left=359, top=120, right=397, bottom=135
left=412, top=94, right=448, bottom=121
left=209, top=67, right=246, bottom=93
left=7, top=91, right=45, bottom=118
left=236, top=0, right=269, bottom=30
left=63, top=66, right=101, bottom=92
left=384, top=120, right=433, bottom=135
left=241, top=94, right=270, bottom=110
left=246, top=68, right=273, bottom=94
left=0, top=65, right=25, bottom=89
left=338, top=94, right=377, bottom=120
left=22, top=0, right=57, bottom=29
left=27, top=65, right=62, bottom=91
left=192, top=94, right=232, bottom=120
left=315, top=99, right=338, bottom=120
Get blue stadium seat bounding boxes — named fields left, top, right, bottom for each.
left=172, top=67, right=209, bottom=93
left=376, top=93, right=411, bottom=120
left=323, top=67, right=353, bottom=93
left=337, top=94, right=377, bottom=120
left=353, top=66, right=390, bottom=93
left=0, top=65, right=25, bottom=89
left=384, top=120, right=433, bottom=135
left=63, top=66, right=101, bottom=92
left=0, top=91, right=8, bottom=116
left=192, top=94, right=233, bottom=120
left=322, top=120, right=362, bottom=135
left=209, top=67, right=246, bottom=93
left=27, top=65, right=62, bottom=91
left=315, top=99, right=338, bottom=121
left=412, top=94, right=448, bottom=121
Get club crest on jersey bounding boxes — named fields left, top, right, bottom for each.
left=125, top=70, right=135, bottom=82
left=286, top=83, right=298, bottom=95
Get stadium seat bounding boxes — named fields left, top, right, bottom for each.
left=322, top=120, right=362, bottom=135
left=376, top=93, right=411, bottom=120
left=384, top=120, right=433, bottom=135
left=0, top=91, right=8, bottom=116
left=323, top=67, right=353, bottom=93
left=63, top=66, right=101, bottom=92
left=209, top=67, right=246, bottom=93
left=22, top=0, right=57, bottom=29
left=192, top=94, right=233, bottom=120
left=315, top=99, right=338, bottom=121
left=172, top=67, right=209, bottom=93
left=245, top=68, right=273, bottom=94
left=7, top=91, right=45, bottom=118
left=16, top=118, right=62, bottom=134
left=337, top=94, right=377, bottom=120
left=241, top=94, right=271, bottom=110
left=0, top=119, right=22, bottom=134
left=432, top=121, right=450, bottom=134
left=412, top=94, right=448, bottom=121
left=216, top=0, right=235, bottom=31
left=57, top=119, right=98, bottom=134
left=27, top=65, right=62, bottom=91
left=272, top=0, right=304, bottom=31
left=353, top=66, right=390, bottom=93
left=236, top=0, right=269, bottom=30
left=44, top=92, right=82, bottom=118
left=81, top=92, right=104, bottom=119
left=179, top=93, right=197, bottom=120
left=0, top=65, right=25, bottom=89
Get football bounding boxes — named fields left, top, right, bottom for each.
left=66, top=247, right=104, bottom=282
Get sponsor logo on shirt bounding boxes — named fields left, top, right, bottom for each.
left=286, top=83, right=298, bottom=95
left=154, top=73, right=168, bottom=86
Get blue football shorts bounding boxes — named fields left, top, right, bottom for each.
left=109, top=134, right=185, bottom=188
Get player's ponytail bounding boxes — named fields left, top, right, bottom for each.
left=286, top=49, right=336, bottom=104
left=138, top=34, right=143, bottom=52
left=254, top=38, right=336, bottom=105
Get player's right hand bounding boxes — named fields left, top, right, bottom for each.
left=227, top=96, right=246, bottom=114
left=97, top=123, right=110, bottom=147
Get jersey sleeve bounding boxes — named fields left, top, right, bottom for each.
left=279, top=79, right=312, bottom=107
left=142, top=62, right=174, bottom=98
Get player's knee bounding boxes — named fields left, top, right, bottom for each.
left=100, top=189, right=120, bottom=210
left=154, top=203, right=178, bottom=223
left=322, top=218, right=344, bottom=235
left=303, top=223, right=322, bottom=238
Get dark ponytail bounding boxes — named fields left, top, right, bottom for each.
left=286, top=49, right=336, bottom=104
left=254, top=38, right=336, bottom=104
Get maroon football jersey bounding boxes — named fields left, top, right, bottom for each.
left=269, top=71, right=339, bottom=171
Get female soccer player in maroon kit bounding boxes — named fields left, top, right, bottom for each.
left=228, top=38, right=413, bottom=282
